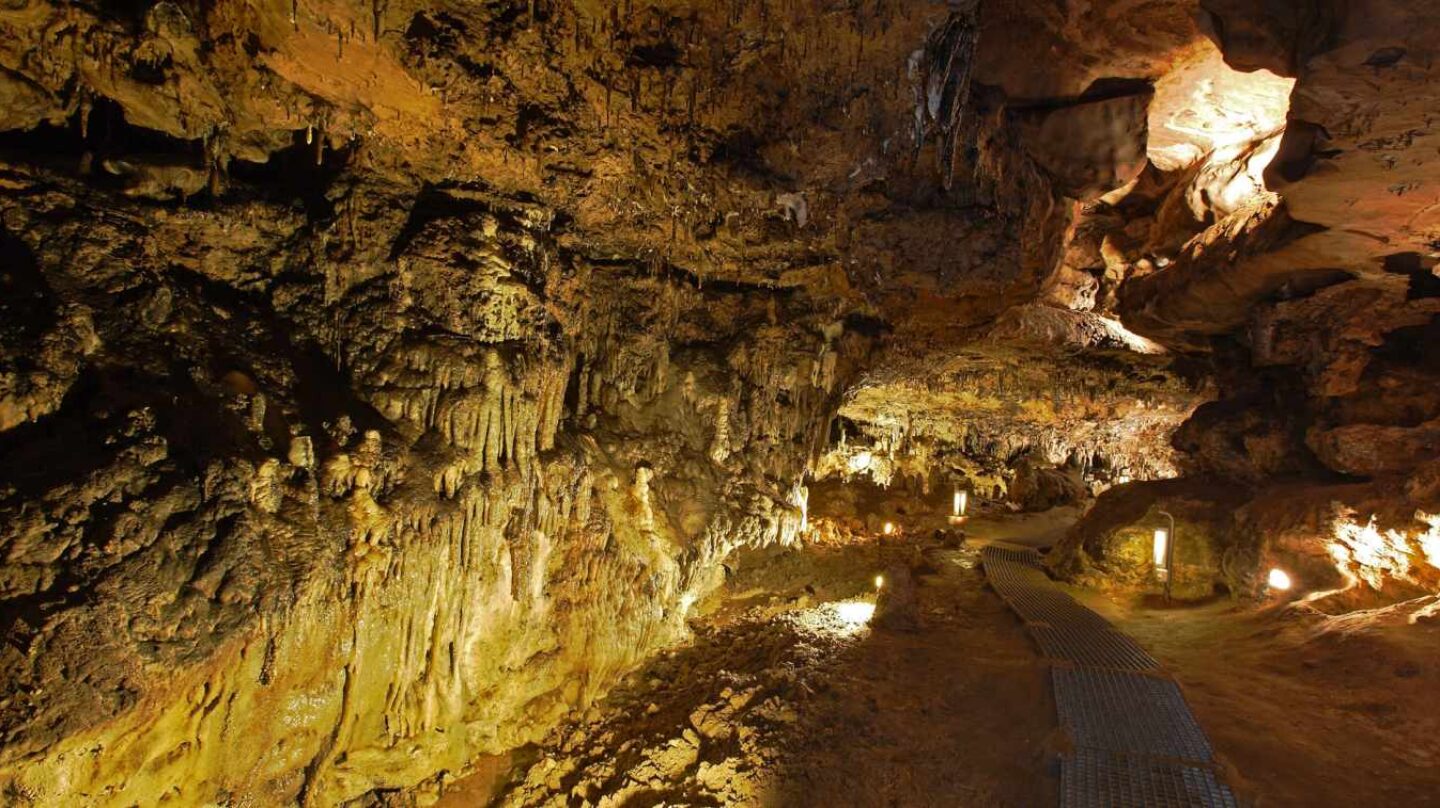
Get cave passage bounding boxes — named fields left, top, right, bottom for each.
left=1, top=0, right=1438, bottom=807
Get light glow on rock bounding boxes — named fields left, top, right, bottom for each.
left=1311, top=509, right=1440, bottom=605
left=1419, top=512, right=1440, bottom=570
left=1095, top=315, right=1169, bottom=355
left=836, top=601, right=876, bottom=626
left=1267, top=568, right=1292, bottom=591
left=1147, top=41, right=1295, bottom=170
left=847, top=450, right=874, bottom=474
left=1330, top=513, right=1417, bottom=590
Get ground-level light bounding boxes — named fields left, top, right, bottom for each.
left=875, top=574, right=885, bottom=590
left=948, top=489, right=970, bottom=525
left=836, top=601, right=876, bottom=625
left=1267, top=568, right=1292, bottom=591
left=882, top=521, right=895, bottom=536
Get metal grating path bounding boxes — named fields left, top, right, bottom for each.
left=981, top=543, right=1241, bottom=807
left=1003, top=588, right=1115, bottom=631
left=1061, top=749, right=1239, bottom=808
left=1031, top=624, right=1160, bottom=671
left=1053, top=668, right=1214, bottom=762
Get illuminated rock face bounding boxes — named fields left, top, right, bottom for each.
left=1041, top=2, right=1440, bottom=602
left=0, top=174, right=865, bottom=804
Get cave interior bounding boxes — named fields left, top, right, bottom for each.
left=0, top=0, right=1438, bottom=806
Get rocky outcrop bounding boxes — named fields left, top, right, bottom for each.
left=975, top=0, right=1202, bottom=100
left=1015, top=88, right=1152, bottom=201
left=1124, top=1, right=1440, bottom=350
left=1051, top=478, right=1249, bottom=600
left=824, top=299, right=1207, bottom=500
left=1043, top=1, right=1440, bottom=603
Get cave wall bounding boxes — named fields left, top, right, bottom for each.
left=0, top=0, right=1027, bottom=802
left=1165, top=0, right=1440, bottom=506
left=0, top=162, right=878, bottom=804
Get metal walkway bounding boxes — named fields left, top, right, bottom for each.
left=982, top=543, right=1240, bottom=808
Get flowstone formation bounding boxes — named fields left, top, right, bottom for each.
left=0, top=161, right=873, bottom=804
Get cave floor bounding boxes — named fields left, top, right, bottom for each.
left=436, top=510, right=1440, bottom=808
left=985, top=510, right=1440, bottom=808
left=448, top=535, right=1059, bottom=807
left=1075, top=589, right=1440, bottom=808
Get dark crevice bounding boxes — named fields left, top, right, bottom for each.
left=386, top=182, right=551, bottom=262
left=0, top=97, right=350, bottom=216
left=841, top=312, right=890, bottom=338
left=228, top=130, right=354, bottom=221
left=703, top=127, right=773, bottom=179
left=0, top=224, right=58, bottom=349
left=1382, top=251, right=1440, bottom=300
left=404, top=10, right=468, bottom=52
left=163, top=266, right=392, bottom=449
left=628, top=41, right=684, bottom=69
left=0, top=97, right=204, bottom=183
left=1005, top=77, right=1155, bottom=113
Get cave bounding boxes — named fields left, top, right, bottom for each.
left=0, top=0, right=1437, bottom=806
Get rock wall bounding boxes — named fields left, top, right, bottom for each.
left=1, top=0, right=1094, bottom=800
left=0, top=161, right=877, bottom=804
left=820, top=301, right=1208, bottom=503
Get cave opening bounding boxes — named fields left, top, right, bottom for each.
left=1, top=1, right=1438, bottom=807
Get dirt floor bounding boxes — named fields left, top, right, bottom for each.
left=990, top=502, right=1440, bottom=808
left=1074, top=590, right=1440, bottom=808
left=443, top=532, right=1058, bottom=808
